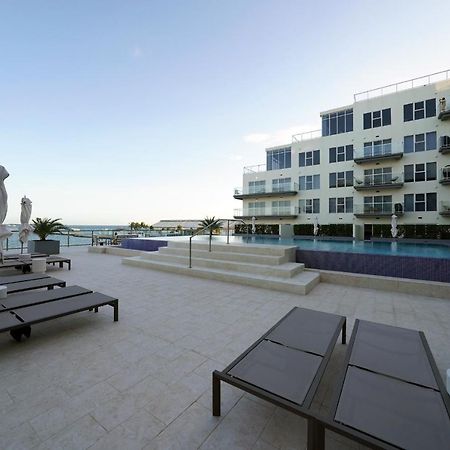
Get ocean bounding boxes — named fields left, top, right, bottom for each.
left=3, top=225, right=128, bottom=251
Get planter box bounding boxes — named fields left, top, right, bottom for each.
left=28, top=240, right=60, bottom=255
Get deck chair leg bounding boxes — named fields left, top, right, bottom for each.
left=307, top=418, right=325, bottom=450
left=342, top=319, right=347, bottom=345
left=113, top=301, right=119, bottom=321
left=94, top=307, right=98, bottom=313
left=212, top=371, right=221, bottom=416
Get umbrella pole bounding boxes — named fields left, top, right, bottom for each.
left=21, top=242, right=23, bottom=254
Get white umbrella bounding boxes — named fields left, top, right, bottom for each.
left=19, top=196, right=33, bottom=254
left=251, top=216, right=256, bottom=234
left=391, top=214, right=398, bottom=238
left=313, top=216, right=319, bottom=236
left=0, top=166, right=12, bottom=263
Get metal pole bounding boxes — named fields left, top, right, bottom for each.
left=209, top=227, right=212, bottom=252
left=189, top=238, right=192, bottom=268
left=67, top=229, right=70, bottom=247
left=227, top=220, right=230, bottom=244
left=91, top=230, right=94, bottom=246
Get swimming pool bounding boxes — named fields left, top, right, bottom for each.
left=139, top=235, right=450, bottom=260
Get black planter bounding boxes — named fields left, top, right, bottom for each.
left=28, top=240, right=60, bottom=255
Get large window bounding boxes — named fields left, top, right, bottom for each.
left=299, top=198, right=320, bottom=214
left=272, top=200, right=291, bottom=215
left=363, top=139, right=392, bottom=157
left=248, top=180, right=265, bottom=194
left=404, top=193, right=437, bottom=212
left=248, top=202, right=265, bottom=215
left=362, top=167, right=393, bottom=186
left=404, top=132, right=437, bottom=153
left=404, top=163, right=436, bottom=182
left=329, top=171, right=353, bottom=188
left=267, top=147, right=291, bottom=170
left=299, top=150, right=320, bottom=167
left=403, top=99, right=436, bottom=121
left=329, top=145, right=353, bottom=163
left=299, top=174, right=320, bottom=190
left=272, top=177, right=291, bottom=192
left=329, top=197, right=353, bottom=213
left=322, top=109, right=353, bottom=136
left=363, top=195, right=392, bottom=213
left=363, top=108, right=391, bottom=129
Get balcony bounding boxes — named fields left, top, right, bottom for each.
left=354, top=203, right=404, bottom=218
left=233, top=183, right=299, bottom=200
left=439, top=167, right=450, bottom=185
left=233, top=207, right=298, bottom=220
left=354, top=173, right=404, bottom=191
left=354, top=147, right=403, bottom=164
left=438, top=109, right=450, bottom=121
left=439, top=202, right=450, bottom=216
left=243, top=164, right=267, bottom=174
left=439, top=136, right=450, bottom=154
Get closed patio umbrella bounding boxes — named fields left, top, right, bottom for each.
left=313, top=216, right=319, bottom=236
left=19, top=196, right=33, bottom=254
left=391, top=214, right=398, bottom=238
left=0, top=166, right=12, bottom=263
left=251, top=216, right=256, bottom=234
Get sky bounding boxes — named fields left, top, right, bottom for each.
left=0, top=0, right=448, bottom=225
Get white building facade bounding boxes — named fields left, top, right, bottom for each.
left=234, top=71, right=450, bottom=239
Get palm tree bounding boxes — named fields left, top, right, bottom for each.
left=32, top=218, right=66, bottom=241
left=199, top=216, right=222, bottom=251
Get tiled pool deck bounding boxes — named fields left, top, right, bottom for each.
left=0, top=247, right=449, bottom=449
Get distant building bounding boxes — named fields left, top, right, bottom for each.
left=234, top=69, right=450, bottom=239
left=151, top=220, right=202, bottom=231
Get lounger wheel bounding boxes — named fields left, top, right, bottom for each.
left=10, top=326, right=31, bottom=342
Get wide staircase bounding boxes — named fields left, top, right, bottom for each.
left=122, top=241, right=320, bottom=295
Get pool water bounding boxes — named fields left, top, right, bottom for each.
left=149, top=235, right=450, bottom=260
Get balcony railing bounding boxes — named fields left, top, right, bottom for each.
left=243, top=164, right=267, bottom=174
left=440, top=167, right=450, bottom=185
left=354, top=172, right=404, bottom=190
left=439, top=136, right=450, bottom=153
left=354, top=69, right=450, bottom=102
left=440, top=201, right=450, bottom=216
left=233, top=182, right=299, bottom=199
left=292, top=129, right=321, bottom=143
left=353, top=203, right=404, bottom=217
left=353, top=145, right=403, bottom=164
left=233, top=207, right=298, bottom=218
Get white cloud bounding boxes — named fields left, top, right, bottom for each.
left=243, top=123, right=321, bottom=147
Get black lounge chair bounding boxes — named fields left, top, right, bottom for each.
left=6, top=277, right=66, bottom=294
left=212, top=307, right=346, bottom=448
left=0, top=289, right=118, bottom=341
left=0, top=273, right=50, bottom=285
left=45, top=256, right=71, bottom=270
left=327, top=320, right=450, bottom=450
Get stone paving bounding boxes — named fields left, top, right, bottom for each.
left=0, top=247, right=449, bottom=450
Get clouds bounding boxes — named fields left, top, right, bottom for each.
left=243, top=123, right=320, bottom=148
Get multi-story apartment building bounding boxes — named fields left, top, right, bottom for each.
left=234, top=70, right=450, bottom=239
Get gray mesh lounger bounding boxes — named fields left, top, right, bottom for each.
left=0, top=290, right=119, bottom=341
left=45, top=256, right=71, bottom=270
left=326, top=319, right=450, bottom=450
left=0, top=273, right=50, bottom=285
left=6, top=277, right=66, bottom=294
left=212, top=307, right=346, bottom=449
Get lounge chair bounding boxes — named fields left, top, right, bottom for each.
left=6, top=277, right=66, bottom=294
left=0, top=288, right=118, bottom=341
left=327, top=320, right=450, bottom=449
left=0, top=273, right=50, bottom=285
left=212, top=307, right=346, bottom=448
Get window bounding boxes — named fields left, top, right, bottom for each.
left=404, top=193, right=437, bottom=212
left=272, top=200, right=291, bottom=215
left=272, top=178, right=291, bottom=192
left=329, top=171, right=353, bottom=188
left=267, top=147, right=291, bottom=170
left=299, top=198, right=320, bottom=214
left=363, top=139, right=392, bottom=157
left=363, top=167, right=393, bottom=186
left=363, top=108, right=391, bottom=129
left=299, top=174, right=320, bottom=190
left=329, top=197, right=353, bottom=213
left=248, top=180, right=265, bottom=194
left=403, top=98, right=436, bottom=121
left=363, top=195, right=392, bottom=214
left=299, top=150, right=320, bottom=167
left=248, top=202, right=265, bottom=215
left=404, top=132, right=437, bottom=153
left=404, top=163, right=436, bottom=182
left=329, top=145, right=353, bottom=163
left=322, top=109, right=353, bottom=136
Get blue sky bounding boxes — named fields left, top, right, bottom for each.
left=0, top=0, right=448, bottom=224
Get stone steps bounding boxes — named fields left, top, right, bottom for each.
left=121, top=241, right=320, bottom=295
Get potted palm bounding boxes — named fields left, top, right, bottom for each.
left=28, top=218, right=66, bottom=255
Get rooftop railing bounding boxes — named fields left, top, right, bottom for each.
left=292, top=129, right=321, bottom=143
left=243, top=164, right=267, bottom=174
left=354, top=69, right=450, bottom=102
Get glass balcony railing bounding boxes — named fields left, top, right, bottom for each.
left=440, top=201, right=450, bottom=215
left=354, top=172, right=404, bottom=189
left=233, top=207, right=298, bottom=218
left=353, top=203, right=404, bottom=216
left=233, top=182, right=299, bottom=198
left=354, top=145, right=403, bottom=163
left=440, top=167, right=450, bottom=184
